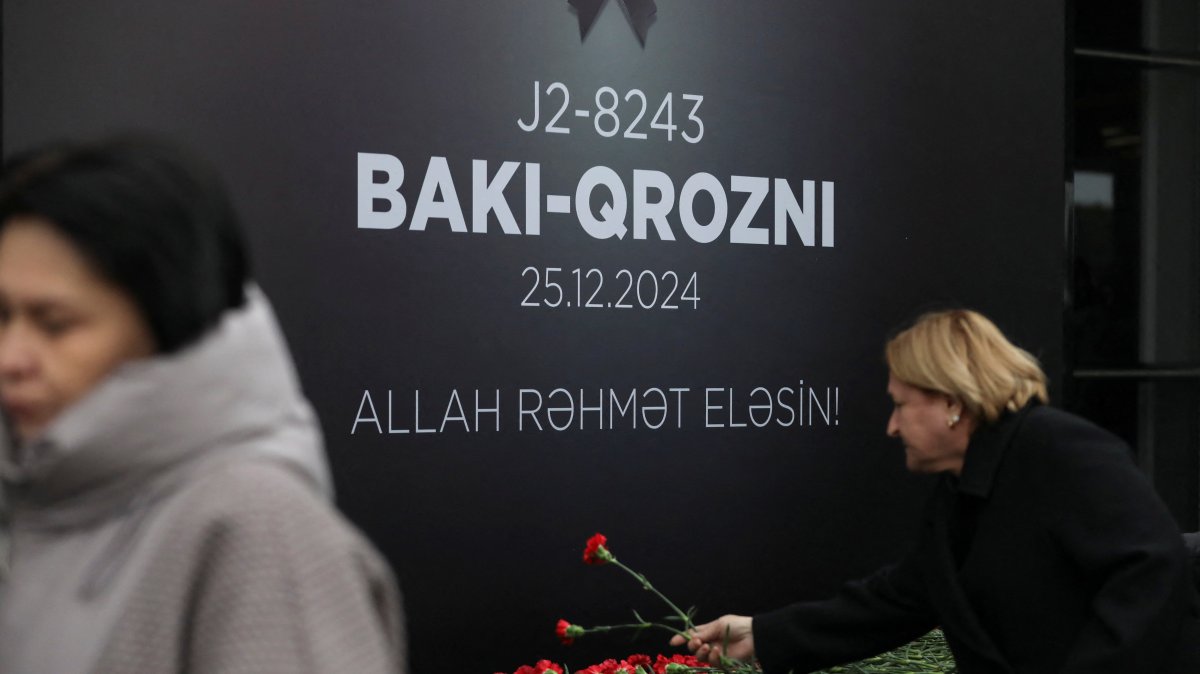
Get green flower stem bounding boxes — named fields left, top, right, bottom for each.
left=582, top=621, right=691, bottom=641
left=678, top=663, right=757, bottom=674
left=607, top=557, right=694, bottom=630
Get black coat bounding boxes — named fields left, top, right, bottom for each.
left=753, top=404, right=1200, bottom=673
left=1185, top=532, right=1200, bottom=588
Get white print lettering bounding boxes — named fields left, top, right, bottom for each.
left=520, top=267, right=699, bottom=310
left=357, top=154, right=835, bottom=247
left=350, top=384, right=841, bottom=436
left=517, top=81, right=704, bottom=144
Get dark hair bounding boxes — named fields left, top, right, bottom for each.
left=0, top=137, right=251, bottom=352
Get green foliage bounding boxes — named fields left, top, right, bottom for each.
left=814, top=630, right=956, bottom=673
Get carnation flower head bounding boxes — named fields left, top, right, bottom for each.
left=626, top=654, right=652, bottom=669
left=581, top=658, right=619, bottom=674
left=654, top=653, right=703, bottom=674
left=555, top=619, right=585, bottom=645
left=583, top=533, right=614, bottom=565
left=517, top=660, right=563, bottom=674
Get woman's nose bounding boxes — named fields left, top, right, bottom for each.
left=0, top=324, right=37, bottom=380
left=886, top=411, right=900, bottom=437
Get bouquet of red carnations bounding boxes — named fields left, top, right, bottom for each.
left=498, top=533, right=757, bottom=674
left=497, top=533, right=955, bottom=674
left=500, top=653, right=708, bottom=674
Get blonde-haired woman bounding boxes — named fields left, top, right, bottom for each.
left=673, top=310, right=1200, bottom=673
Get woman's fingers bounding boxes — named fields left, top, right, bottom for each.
left=669, top=620, right=716, bottom=650
left=670, top=615, right=752, bottom=663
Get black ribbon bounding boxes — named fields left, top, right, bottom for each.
left=569, top=0, right=657, bottom=45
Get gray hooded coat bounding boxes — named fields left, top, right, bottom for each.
left=0, top=288, right=405, bottom=673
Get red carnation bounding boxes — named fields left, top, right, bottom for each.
left=583, top=533, right=614, bottom=565
left=555, top=619, right=584, bottom=645
left=627, top=654, right=652, bottom=669
left=582, top=659, right=620, bottom=674
left=654, top=653, right=703, bottom=673
left=514, top=660, right=564, bottom=674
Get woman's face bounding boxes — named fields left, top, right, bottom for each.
left=886, top=373, right=970, bottom=476
left=0, top=217, right=156, bottom=442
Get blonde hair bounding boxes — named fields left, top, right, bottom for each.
left=885, top=309, right=1048, bottom=423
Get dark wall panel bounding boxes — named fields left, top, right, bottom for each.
left=3, top=2, right=1064, bottom=672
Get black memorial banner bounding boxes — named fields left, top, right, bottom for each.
left=3, top=2, right=1064, bottom=672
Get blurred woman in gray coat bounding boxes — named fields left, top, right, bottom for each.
left=0, top=138, right=406, bottom=673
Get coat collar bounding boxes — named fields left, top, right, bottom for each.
left=954, top=401, right=1039, bottom=498
left=0, top=286, right=330, bottom=523
left=925, top=485, right=1011, bottom=672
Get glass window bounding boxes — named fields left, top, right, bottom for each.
left=1069, top=0, right=1200, bottom=530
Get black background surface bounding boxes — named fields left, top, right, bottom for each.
left=3, top=2, right=1064, bottom=672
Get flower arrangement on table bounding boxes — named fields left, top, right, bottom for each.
left=497, top=534, right=957, bottom=674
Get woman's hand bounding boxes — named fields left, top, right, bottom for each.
left=669, top=614, right=755, bottom=664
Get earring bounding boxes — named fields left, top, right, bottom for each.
left=947, top=414, right=960, bottom=428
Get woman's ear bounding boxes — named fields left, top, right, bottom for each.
left=945, top=396, right=963, bottom=415
left=943, top=396, right=964, bottom=429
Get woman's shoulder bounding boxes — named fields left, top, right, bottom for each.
left=104, top=457, right=403, bottom=674
left=177, top=456, right=325, bottom=506
left=156, top=457, right=372, bottom=557
left=1007, top=405, right=1136, bottom=470
left=1017, top=405, right=1126, bottom=447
